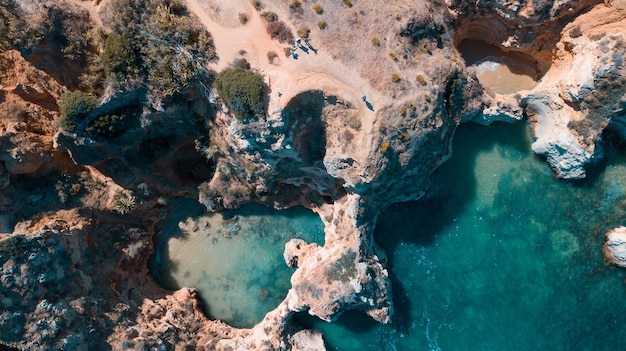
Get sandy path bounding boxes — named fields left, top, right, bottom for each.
left=184, top=0, right=384, bottom=124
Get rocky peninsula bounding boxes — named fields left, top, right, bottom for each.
left=1, top=0, right=626, bottom=350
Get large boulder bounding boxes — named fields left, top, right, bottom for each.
left=604, top=226, right=626, bottom=267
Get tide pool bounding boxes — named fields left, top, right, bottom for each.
left=296, top=121, right=626, bottom=350
left=457, top=40, right=539, bottom=95
left=154, top=203, right=324, bottom=328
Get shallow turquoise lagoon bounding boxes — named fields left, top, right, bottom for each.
left=296, top=121, right=626, bottom=350
left=154, top=203, right=324, bottom=328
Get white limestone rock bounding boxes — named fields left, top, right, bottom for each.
left=604, top=226, right=626, bottom=267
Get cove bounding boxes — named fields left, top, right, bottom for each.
left=153, top=203, right=324, bottom=329
left=296, top=121, right=626, bottom=350
left=457, top=40, right=539, bottom=94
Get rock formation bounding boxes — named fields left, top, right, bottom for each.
left=2, top=0, right=626, bottom=350
left=455, top=0, right=626, bottom=179
left=604, top=226, right=626, bottom=267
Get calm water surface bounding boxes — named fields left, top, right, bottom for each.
left=155, top=203, right=324, bottom=328
left=297, top=121, right=626, bottom=350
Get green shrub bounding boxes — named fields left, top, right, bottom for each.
left=215, top=68, right=266, bottom=120
left=313, top=4, right=323, bottom=14
left=105, top=0, right=217, bottom=97
left=86, top=114, right=125, bottom=137
left=101, top=33, right=138, bottom=81
left=416, top=74, right=428, bottom=86
left=343, top=0, right=353, bottom=7
left=317, top=21, right=326, bottom=30
left=391, top=73, right=401, bottom=83
left=59, top=91, right=98, bottom=132
left=371, top=36, right=380, bottom=46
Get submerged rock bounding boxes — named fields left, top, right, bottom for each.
left=288, top=329, right=325, bottom=351
left=604, top=226, right=626, bottom=267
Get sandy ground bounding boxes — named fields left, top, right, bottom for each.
left=184, top=0, right=381, bottom=124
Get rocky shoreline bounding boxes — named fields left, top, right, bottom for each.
left=2, top=0, right=626, bottom=350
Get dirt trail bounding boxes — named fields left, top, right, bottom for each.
left=184, top=0, right=384, bottom=123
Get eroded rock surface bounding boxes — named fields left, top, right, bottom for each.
left=457, top=0, right=626, bottom=179
left=604, top=226, right=626, bottom=267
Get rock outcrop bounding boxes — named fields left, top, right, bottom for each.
left=455, top=0, right=626, bottom=179
left=604, top=226, right=626, bottom=267
left=0, top=50, right=66, bottom=177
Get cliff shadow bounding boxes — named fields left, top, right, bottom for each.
left=373, top=120, right=532, bottom=332
left=283, top=90, right=327, bottom=166
left=149, top=197, right=208, bottom=284
left=291, top=309, right=386, bottom=348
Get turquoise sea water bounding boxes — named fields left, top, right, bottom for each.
left=154, top=203, right=324, bottom=328
left=296, top=121, right=626, bottom=350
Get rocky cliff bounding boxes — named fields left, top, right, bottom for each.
left=2, top=0, right=626, bottom=350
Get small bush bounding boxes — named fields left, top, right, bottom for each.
left=215, top=68, right=267, bottom=120
left=313, top=4, right=323, bottom=14
left=253, top=1, right=263, bottom=11
left=289, top=0, right=303, bottom=14
left=114, top=189, right=135, bottom=215
left=371, top=36, right=380, bottom=46
left=395, top=13, right=401, bottom=20
left=416, top=74, right=428, bottom=86
left=267, top=51, right=278, bottom=63
left=424, top=93, right=431, bottom=102
left=233, top=58, right=251, bottom=70
left=317, top=21, right=326, bottom=30
left=379, top=141, right=390, bottom=153
left=388, top=52, right=397, bottom=61
left=266, top=20, right=294, bottom=44
left=297, top=26, right=310, bottom=39
left=239, top=13, right=249, bottom=24
left=59, top=91, right=98, bottom=132
left=69, top=183, right=81, bottom=196
left=399, top=103, right=416, bottom=118
left=343, top=0, right=353, bottom=7
left=87, top=114, right=122, bottom=137
left=261, top=11, right=279, bottom=22
left=391, top=73, right=401, bottom=83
